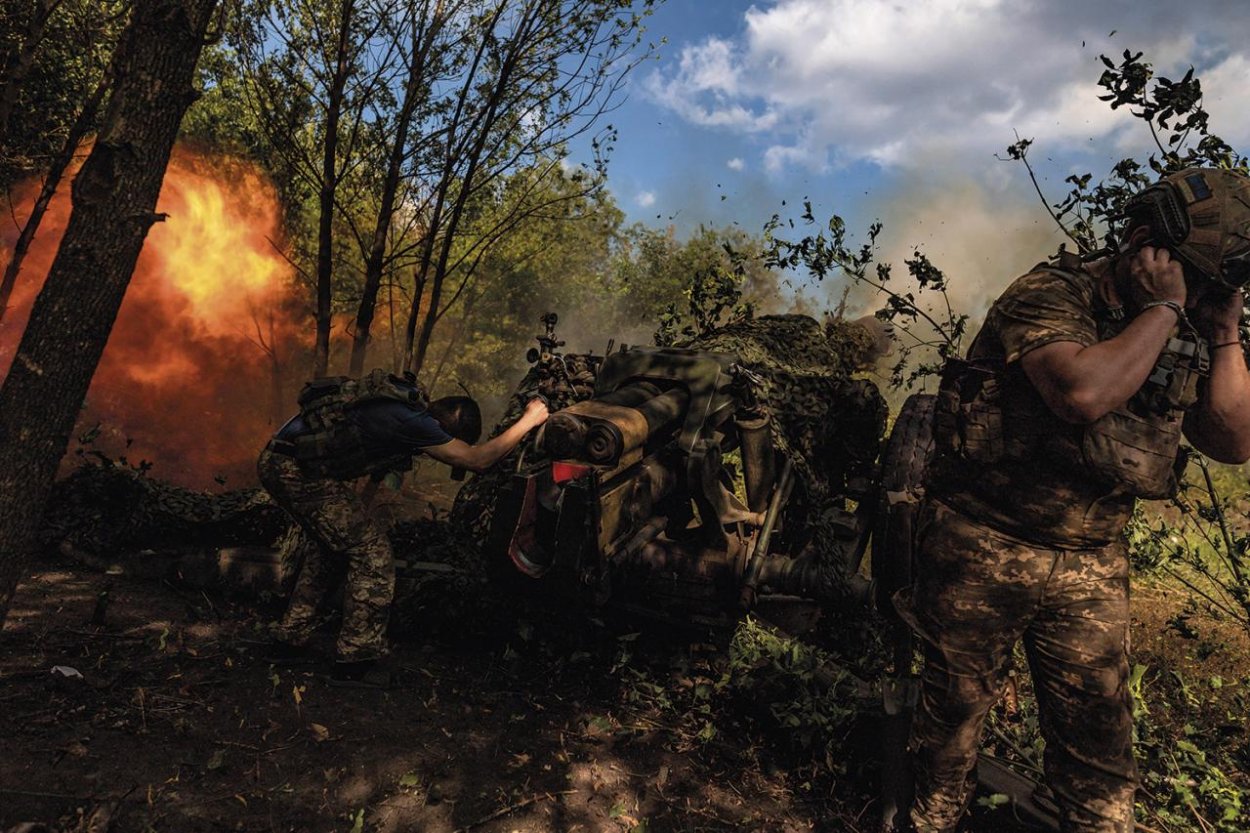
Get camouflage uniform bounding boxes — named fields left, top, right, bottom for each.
left=257, top=447, right=394, bottom=661
left=898, top=263, right=1146, bottom=833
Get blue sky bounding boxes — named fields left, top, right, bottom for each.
left=587, top=0, right=1250, bottom=314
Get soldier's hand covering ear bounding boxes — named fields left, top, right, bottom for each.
left=1128, top=245, right=1187, bottom=309
left=1191, top=288, right=1245, bottom=342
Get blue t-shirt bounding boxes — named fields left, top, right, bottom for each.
left=276, top=400, right=452, bottom=461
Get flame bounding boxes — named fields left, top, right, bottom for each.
left=0, top=144, right=307, bottom=488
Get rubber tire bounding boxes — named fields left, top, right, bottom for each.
left=872, top=392, right=937, bottom=619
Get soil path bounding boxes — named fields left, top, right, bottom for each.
left=1, top=559, right=847, bottom=833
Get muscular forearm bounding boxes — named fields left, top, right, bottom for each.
left=1026, top=305, right=1178, bottom=423
left=1188, top=340, right=1250, bottom=463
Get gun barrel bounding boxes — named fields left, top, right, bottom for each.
left=584, top=387, right=689, bottom=464
left=544, top=382, right=663, bottom=459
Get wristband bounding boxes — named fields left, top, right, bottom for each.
left=1139, top=300, right=1185, bottom=321
left=1213, top=340, right=1243, bottom=350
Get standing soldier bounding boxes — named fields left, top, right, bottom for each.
left=897, top=168, right=1250, bottom=832
left=258, top=369, right=549, bottom=688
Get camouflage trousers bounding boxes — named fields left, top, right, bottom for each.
left=257, top=447, right=395, bottom=661
left=895, top=499, right=1136, bottom=833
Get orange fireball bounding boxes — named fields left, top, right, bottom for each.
left=0, top=144, right=307, bottom=488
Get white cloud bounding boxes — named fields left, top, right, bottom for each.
left=644, top=37, right=780, bottom=132
left=727, top=157, right=745, bottom=171
left=636, top=190, right=656, bottom=207
left=1199, top=52, right=1250, bottom=149
left=644, top=0, right=1250, bottom=176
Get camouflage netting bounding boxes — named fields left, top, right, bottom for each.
left=42, top=461, right=496, bottom=625
left=388, top=518, right=500, bottom=636
left=450, top=351, right=603, bottom=539
left=41, top=462, right=289, bottom=557
left=682, top=314, right=887, bottom=565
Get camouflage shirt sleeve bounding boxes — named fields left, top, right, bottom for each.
left=990, top=268, right=1098, bottom=364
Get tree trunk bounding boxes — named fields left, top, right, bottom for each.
left=0, top=0, right=220, bottom=627
left=348, top=5, right=437, bottom=376
left=0, top=68, right=111, bottom=323
left=409, top=1, right=529, bottom=374
left=313, top=0, right=356, bottom=378
left=402, top=1, right=505, bottom=373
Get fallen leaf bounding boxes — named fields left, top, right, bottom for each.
left=310, top=723, right=330, bottom=742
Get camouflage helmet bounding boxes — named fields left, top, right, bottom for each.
left=1123, top=167, right=1250, bottom=290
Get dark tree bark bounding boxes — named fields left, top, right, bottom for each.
left=313, top=0, right=356, bottom=378
left=0, top=68, right=111, bottom=323
left=0, top=0, right=220, bottom=626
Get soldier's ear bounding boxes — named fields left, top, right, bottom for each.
left=1124, top=224, right=1153, bottom=250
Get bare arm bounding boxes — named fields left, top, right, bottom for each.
left=1184, top=291, right=1250, bottom=463
left=1021, top=305, right=1179, bottom=423
left=1021, top=244, right=1187, bottom=424
left=423, top=399, right=549, bottom=472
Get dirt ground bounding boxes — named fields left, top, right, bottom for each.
left=1, top=556, right=877, bottom=833
left=3, top=554, right=1246, bottom=833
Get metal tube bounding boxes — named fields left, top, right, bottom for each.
left=736, top=412, right=776, bottom=514
left=545, top=412, right=589, bottom=458
left=585, top=387, right=689, bottom=464
left=633, top=387, right=688, bottom=433
left=738, top=457, right=793, bottom=608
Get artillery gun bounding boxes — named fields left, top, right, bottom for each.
left=455, top=312, right=891, bottom=624
left=453, top=312, right=1062, bottom=832
left=41, top=308, right=1059, bottom=831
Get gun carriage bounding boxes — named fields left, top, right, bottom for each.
left=456, top=312, right=893, bottom=625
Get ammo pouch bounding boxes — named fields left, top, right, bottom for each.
left=1080, top=335, right=1207, bottom=499
left=1080, top=407, right=1184, bottom=499
left=934, top=357, right=1005, bottom=464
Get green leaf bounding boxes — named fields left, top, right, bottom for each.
left=976, top=793, right=1010, bottom=809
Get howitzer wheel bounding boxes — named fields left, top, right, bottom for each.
left=872, top=392, right=936, bottom=621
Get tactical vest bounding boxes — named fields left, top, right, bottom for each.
left=934, top=262, right=1208, bottom=500
left=290, top=369, right=430, bottom=480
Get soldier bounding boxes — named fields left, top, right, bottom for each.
left=897, top=168, right=1250, bottom=832
left=258, top=370, right=549, bottom=687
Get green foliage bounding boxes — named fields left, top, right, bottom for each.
left=759, top=202, right=967, bottom=388
left=1131, top=667, right=1247, bottom=832
left=1005, top=48, right=1250, bottom=256
left=652, top=230, right=759, bottom=347
left=718, top=617, right=861, bottom=754
left=0, top=0, right=124, bottom=187
left=1125, top=458, right=1250, bottom=633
